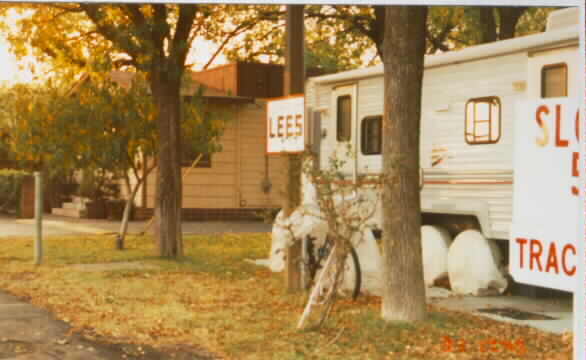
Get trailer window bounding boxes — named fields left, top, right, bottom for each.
left=465, top=97, right=501, bottom=145
left=337, top=95, right=352, bottom=142
left=541, top=63, right=567, bottom=98
left=361, top=116, right=382, bottom=155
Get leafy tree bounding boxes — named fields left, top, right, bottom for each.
left=0, top=3, right=244, bottom=257
left=0, top=4, right=557, bottom=258
left=381, top=6, right=428, bottom=322
left=208, top=5, right=558, bottom=67
left=8, top=73, right=227, bottom=250
left=218, top=5, right=376, bottom=72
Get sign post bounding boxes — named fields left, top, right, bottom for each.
left=282, top=5, right=305, bottom=293
left=267, top=95, right=306, bottom=292
left=510, top=98, right=581, bottom=292
left=33, top=171, right=43, bottom=265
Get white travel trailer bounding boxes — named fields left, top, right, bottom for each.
left=271, top=7, right=581, bottom=296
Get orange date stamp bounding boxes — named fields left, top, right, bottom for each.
left=441, top=336, right=526, bottom=355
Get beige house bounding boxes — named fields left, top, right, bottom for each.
left=128, top=63, right=288, bottom=220
left=53, top=63, right=287, bottom=220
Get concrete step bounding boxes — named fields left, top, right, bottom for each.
left=62, top=202, right=85, bottom=210
left=51, top=207, right=86, bottom=218
left=71, top=196, right=91, bottom=205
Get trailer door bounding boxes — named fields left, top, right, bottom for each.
left=332, top=85, right=357, bottom=178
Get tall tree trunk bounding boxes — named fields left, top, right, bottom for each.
left=381, top=6, right=427, bottom=322
left=497, top=7, right=526, bottom=40
left=151, top=73, right=184, bottom=258
left=283, top=4, right=304, bottom=218
left=372, top=6, right=386, bottom=58
left=283, top=4, right=304, bottom=293
left=479, top=7, right=497, bottom=43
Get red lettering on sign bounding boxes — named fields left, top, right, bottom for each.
left=284, top=115, right=292, bottom=138
left=516, top=238, right=527, bottom=268
left=529, top=239, right=543, bottom=271
left=515, top=238, right=576, bottom=276
left=555, top=104, right=569, bottom=147
left=572, top=152, right=579, bottom=177
left=545, top=242, right=559, bottom=274
left=561, top=244, right=576, bottom=276
left=277, top=116, right=285, bottom=137
left=515, top=238, right=576, bottom=278
left=535, top=105, right=549, bottom=147
left=295, top=114, right=303, bottom=137
left=269, top=117, right=276, bottom=138
left=572, top=152, right=579, bottom=196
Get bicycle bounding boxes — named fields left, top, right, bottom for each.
left=304, top=234, right=362, bottom=300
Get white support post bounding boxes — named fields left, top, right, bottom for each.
left=34, top=171, right=43, bottom=265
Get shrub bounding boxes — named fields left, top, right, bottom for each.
left=0, top=169, right=31, bottom=215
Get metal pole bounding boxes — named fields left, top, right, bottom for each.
left=34, top=171, right=43, bottom=265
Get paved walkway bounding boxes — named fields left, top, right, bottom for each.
left=0, top=291, right=217, bottom=359
left=0, top=214, right=272, bottom=238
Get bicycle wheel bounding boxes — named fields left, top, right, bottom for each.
left=307, top=235, right=362, bottom=300
left=347, top=245, right=362, bottom=300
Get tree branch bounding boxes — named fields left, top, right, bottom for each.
left=46, top=3, right=84, bottom=13
left=171, top=4, right=198, bottom=69
left=152, top=4, right=170, bottom=51
left=202, top=22, right=257, bottom=70
left=80, top=4, right=143, bottom=63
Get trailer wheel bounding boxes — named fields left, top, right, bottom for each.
left=421, top=225, right=452, bottom=287
left=447, top=230, right=508, bottom=296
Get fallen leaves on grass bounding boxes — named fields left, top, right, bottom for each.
left=0, top=233, right=573, bottom=359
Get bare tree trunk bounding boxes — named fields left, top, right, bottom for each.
left=372, top=6, right=386, bottom=58
left=479, top=7, right=497, bottom=43
left=116, top=184, right=139, bottom=250
left=497, top=7, right=526, bottom=40
left=151, top=74, right=184, bottom=258
left=117, top=166, right=155, bottom=250
left=381, top=5, right=427, bottom=322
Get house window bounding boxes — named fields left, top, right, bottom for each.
left=182, top=150, right=211, bottom=168
left=541, top=63, right=567, bottom=98
left=465, top=97, right=501, bottom=145
left=337, top=95, right=352, bottom=142
left=361, top=116, right=382, bottom=155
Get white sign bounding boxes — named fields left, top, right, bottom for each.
left=266, top=96, right=305, bottom=154
left=510, top=98, right=581, bottom=292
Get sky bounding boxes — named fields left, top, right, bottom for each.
left=0, top=5, right=229, bottom=87
left=0, top=35, right=228, bottom=87
left=0, top=9, right=36, bottom=86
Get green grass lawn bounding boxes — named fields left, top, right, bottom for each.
left=0, top=233, right=572, bottom=360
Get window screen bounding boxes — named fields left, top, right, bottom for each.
left=361, top=116, right=382, bottom=155
left=464, top=97, right=501, bottom=145
left=541, top=63, right=568, bottom=98
left=337, top=95, right=352, bottom=142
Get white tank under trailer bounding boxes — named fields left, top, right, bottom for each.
left=269, top=8, right=581, bottom=296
